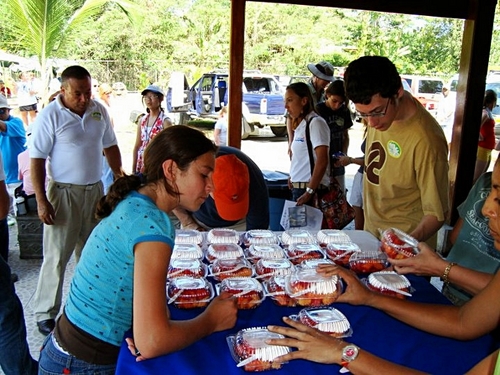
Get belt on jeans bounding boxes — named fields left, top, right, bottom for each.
left=291, top=182, right=329, bottom=190
left=54, top=181, right=100, bottom=190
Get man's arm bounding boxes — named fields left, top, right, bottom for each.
left=103, top=145, right=124, bottom=179
left=31, top=158, right=54, bottom=225
left=172, top=207, right=204, bottom=230
left=409, top=214, right=444, bottom=243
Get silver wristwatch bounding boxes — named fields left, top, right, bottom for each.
left=306, top=187, right=314, bottom=194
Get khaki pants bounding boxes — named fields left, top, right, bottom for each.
left=34, top=180, right=103, bottom=321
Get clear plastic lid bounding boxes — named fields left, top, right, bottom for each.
left=284, top=268, right=342, bottom=307
left=255, top=258, right=295, bottom=279
left=380, top=228, right=419, bottom=259
left=228, top=327, right=290, bottom=371
left=242, top=230, right=279, bottom=247
left=366, top=271, right=412, bottom=298
left=175, top=229, right=204, bottom=245
left=298, top=258, right=335, bottom=269
left=325, top=242, right=361, bottom=266
left=316, top=229, right=351, bottom=245
left=294, top=307, right=352, bottom=337
left=206, top=243, right=244, bottom=262
left=348, top=251, right=389, bottom=274
left=286, top=243, right=324, bottom=264
left=263, top=275, right=296, bottom=307
left=209, top=258, right=254, bottom=281
left=171, top=243, right=203, bottom=260
left=167, top=258, right=207, bottom=279
left=207, top=228, right=240, bottom=244
left=245, top=244, right=285, bottom=263
left=167, top=277, right=214, bottom=308
left=281, top=229, right=316, bottom=247
left=219, top=277, right=265, bottom=309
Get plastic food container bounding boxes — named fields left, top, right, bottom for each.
left=171, top=243, right=204, bottom=260
left=284, top=267, right=342, bottom=307
left=263, top=275, right=296, bottom=307
left=325, top=242, right=361, bottom=266
left=167, top=277, right=214, bottom=309
left=241, top=230, right=279, bottom=247
left=293, top=307, right=352, bottom=337
left=207, top=228, right=240, bottom=244
left=380, top=228, right=419, bottom=259
left=219, top=277, right=265, bottom=309
left=316, top=229, right=351, bottom=248
left=348, top=251, right=389, bottom=274
left=245, top=244, right=285, bottom=263
left=227, top=327, right=290, bottom=372
left=206, top=243, right=244, bottom=263
left=167, top=258, right=207, bottom=279
left=255, top=258, right=295, bottom=280
left=286, top=243, right=324, bottom=265
left=209, top=258, right=254, bottom=281
left=298, top=258, right=335, bottom=269
left=280, top=229, right=317, bottom=248
left=174, top=229, right=204, bottom=246
left=366, top=271, right=412, bottom=299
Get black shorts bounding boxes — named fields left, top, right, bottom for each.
left=19, top=104, right=37, bottom=112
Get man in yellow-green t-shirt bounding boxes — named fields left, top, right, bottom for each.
left=344, top=56, right=449, bottom=248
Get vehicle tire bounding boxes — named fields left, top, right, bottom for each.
left=270, top=126, right=288, bottom=137
left=241, top=117, right=253, bottom=139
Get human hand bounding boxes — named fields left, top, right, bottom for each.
left=317, top=264, right=374, bottom=305
left=125, top=337, right=147, bottom=362
left=296, top=192, right=313, bottom=206
left=338, top=155, right=351, bottom=167
left=389, top=242, right=446, bottom=277
left=288, top=146, right=293, bottom=160
left=203, top=291, right=237, bottom=332
left=267, top=317, right=344, bottom=364
left=37, top=199, right=55, bottom=225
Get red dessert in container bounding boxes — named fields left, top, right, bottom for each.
left=380, top=228, right=419, bottom=260
left=295, top=307, right=352, bottom=337
left=263, top=275, right=296, bottom=307
left=254, top=258, right=295, bottom=280
left=325, top=242, right=361, bottom=266
left=286, top=243, right=324, bottom=265
left=284, top=267, right=342, bottom=307
left=280, top=229, right=316, bottom=248
left=245, top=244, right=285, bottom=263
left=167, top=277, right=214, bottom=309
left=241, top=230, right=279, bottom=247
left=348, top=251, right=389, bottom=274
left=167, top=258, right=207, bottom=279
left=210, top=258, right=253, bottom=281
left=219, top=277, right=265, bottom=309
left=207, top=228, right=240, bottom=244
left=316, top=229, right=351, bottom=248
left=230, top=327, right=291, bottom=372
left=206, top=243, right=244, bottom=263
left=366, top=271, right=412, bottom=299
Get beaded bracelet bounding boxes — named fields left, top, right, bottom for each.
left=441, top=262, right=457, bottom=284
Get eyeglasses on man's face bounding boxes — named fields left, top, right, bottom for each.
left=356, top=98, right=391, bottom=118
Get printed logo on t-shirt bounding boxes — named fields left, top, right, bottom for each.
left=91, top=111, right=102, bottom=121
left=387, top=140, right=402, bottom=158
left=366, top=141, right=386, bottom=185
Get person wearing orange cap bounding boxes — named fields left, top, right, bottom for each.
left=173, top=146, right=269, bottom=231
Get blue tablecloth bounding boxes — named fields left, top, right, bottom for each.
left=115, top=231, right=497, bottom=374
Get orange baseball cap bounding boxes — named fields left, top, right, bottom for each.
left=212, top=154, right=250, bottom=221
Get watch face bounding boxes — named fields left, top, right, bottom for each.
left=342, top=345, right=359, bottom=361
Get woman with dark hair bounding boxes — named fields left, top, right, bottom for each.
left=316, top=79, right=354, bottom=192
left=474, top=89, right=497, bottom=183
left=286, top=82, right=330, bottom=207
left=132, top=85, right=173, bottom=174
left=38, top=126, right=238, bottom=374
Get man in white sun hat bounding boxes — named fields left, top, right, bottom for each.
left=307, top=60, right=336, bottom=105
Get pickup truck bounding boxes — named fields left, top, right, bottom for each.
left=166, top=70, right=287, bottom=138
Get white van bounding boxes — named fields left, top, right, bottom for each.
left=400, top=75, right=444, bottom=116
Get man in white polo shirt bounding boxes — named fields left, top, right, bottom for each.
left=30, top=65, right=123, bottom=336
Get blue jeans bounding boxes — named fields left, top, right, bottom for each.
left=0, top=256, right=38, bottom=375
left=38, top=333, right=116, bottom=375
left=0, top=217, right=9, bottom=261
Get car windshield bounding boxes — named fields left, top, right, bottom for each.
left=418, top=80, right=443, bottom=94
